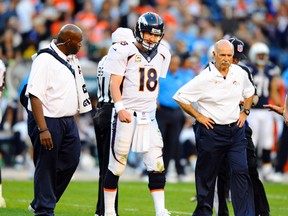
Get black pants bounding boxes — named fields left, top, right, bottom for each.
left=193, top=122, right=255, bottom=216
left=93, top=103, right=118, bottom=216
left=28, top=111, right=81, bottom=216
left=217, top=124, right=270, bottom=216
left=275, top=122, right=288, bottom=173
left=156, top=106, right=185, bottom=176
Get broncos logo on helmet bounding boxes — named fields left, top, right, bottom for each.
left=135, top=12, right=164, bottom=51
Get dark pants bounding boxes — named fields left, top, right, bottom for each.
left=28, top=111, right=81, bottom=216
left=218, top=124, right=270, bottom=216
left=93, top=103, right=118, bottom=216
left=193, top=122, right=255, bottom=216
left=156, top=106, right=185, bottom=175
left=276, top=123, right=288, bottom=173
left=217, top=157, right=230, bottom=216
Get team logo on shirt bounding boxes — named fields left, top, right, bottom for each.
left=135, top=55, right=141, bottom=62
left=233, top=80, right=240, bottom=85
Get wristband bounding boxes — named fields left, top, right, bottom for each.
left=114, top=101, right=125, bottom=113
left=39, top=128, right=49, bottom=133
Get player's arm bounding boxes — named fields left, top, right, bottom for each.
left=270, top=76, right=282, bottom=106
left=110, top=74, right=131, bottom=123
left=30, top=94, right=53, bottom=150
left=263, top=103, right=284, bottom=115
left=239, top=94, right=253, bottom=127
left=263, top=94, right=288, bottom=125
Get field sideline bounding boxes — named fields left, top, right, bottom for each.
left=1, top=180, right=288, bottom=216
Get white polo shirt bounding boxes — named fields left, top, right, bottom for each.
left=26, top=40, right=78, bottom=117
left=173, top=62, right=255, bottom=124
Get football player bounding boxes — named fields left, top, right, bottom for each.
left=103, top=12, right=171, bottom=216
left=93, top=27, right=135, bottom=216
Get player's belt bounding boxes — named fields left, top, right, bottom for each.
left=215, top=121, right=237, bottom=127
left=97, top=102, right=114, bottom=108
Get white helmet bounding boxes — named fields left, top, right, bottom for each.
left=248, top=42, right=269, bottom=65
left=111, top=27, right=135, bottom=44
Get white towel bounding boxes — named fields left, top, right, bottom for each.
left=131, top=111, right=151, bottom=152
left=70, top=56, right=92, bottom=114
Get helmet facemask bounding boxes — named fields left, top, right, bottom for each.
left=140, top=31, right=163, bottom=51
left=255, top=53, right=269, bottom=66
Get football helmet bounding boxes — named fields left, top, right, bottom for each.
left=248, top=42, right=269, bottom=66
left=135, top=12, right=164, bottom=51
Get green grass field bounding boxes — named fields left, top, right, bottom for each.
left=1, top=180, right=287, bottom=216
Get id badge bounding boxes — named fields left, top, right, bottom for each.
left=136, top=112, right=151, bottom=125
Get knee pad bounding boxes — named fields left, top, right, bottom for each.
left=108, top=152, right=127, bottom=176
left=108, top=161, right=126, bottom=176
left=148, top=171, right=166, bottom=191
left=142, top=148, right=165, bottom=172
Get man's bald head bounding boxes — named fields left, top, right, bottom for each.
left=57, top=24, right=82, bottom=43
left=213, top=39, right=234, bottom=72
left=214, top=39, right=234, bottom=55
left=56, top=24, right=83, bottom=55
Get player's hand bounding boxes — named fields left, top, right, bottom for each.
left=196, top=114, right=215, bottom=129
left=118, top=109, right=132, bottom=123
left=39, top=130, right=54, bottom=150
left=263, top=104, right=284, bottom=115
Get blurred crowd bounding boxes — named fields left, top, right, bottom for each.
left=0, top=0, right=288, bottom=182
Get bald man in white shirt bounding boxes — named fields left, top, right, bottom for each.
left=173, top=39, right=255, bottom=216
left=26, top=24, right=87, bottom=215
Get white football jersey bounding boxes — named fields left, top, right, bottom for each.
left=104, top=41, right=171, bottom=113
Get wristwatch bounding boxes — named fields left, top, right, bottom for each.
left=243, top=109, right=250, bottom=116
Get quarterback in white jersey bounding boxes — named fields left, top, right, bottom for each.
left=94, top=27, right=135, bottom=216
left=103, top=12, right=171, bottom=216
left=104, top=39, right=170, bottom=113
